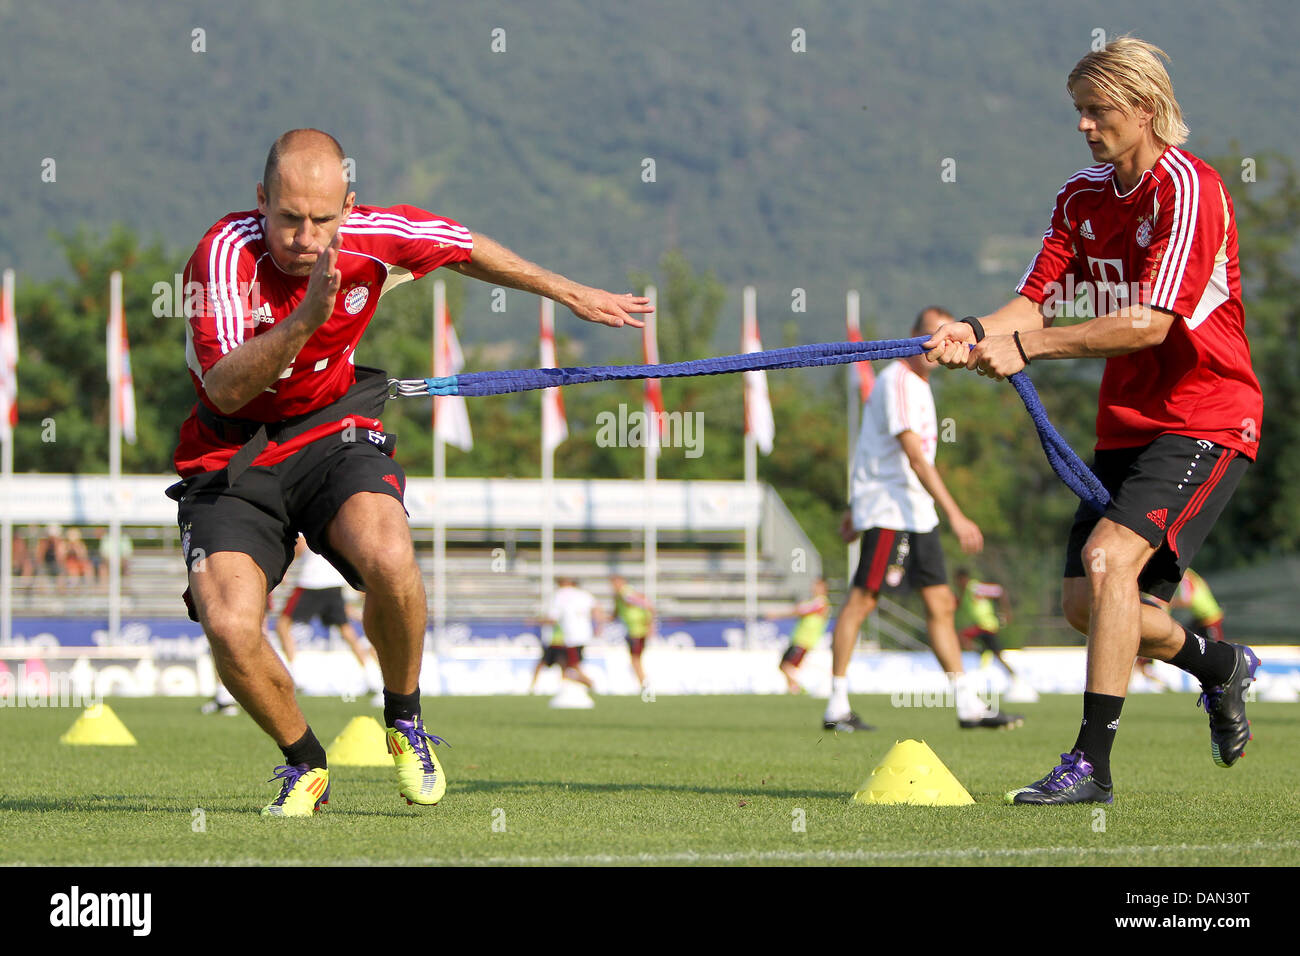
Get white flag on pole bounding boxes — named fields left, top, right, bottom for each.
left=540, top=300, right=568, bottom=453
left=742, top=287, right=774, bottom=455
left=433, top=301, right=473, bottom=451
left=0, top=270, right=17, bottom=441
left=643, top=303, right=665, bottom=459
left=108, top=271, right=137, bottom=445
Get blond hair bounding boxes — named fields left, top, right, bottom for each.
left=1068, top=36, right=1189, bottom=147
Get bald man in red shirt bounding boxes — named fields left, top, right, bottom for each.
left=171, top=129, right=651, bottom=815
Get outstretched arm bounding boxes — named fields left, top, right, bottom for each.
left=448, top=233, right=652, bottom=329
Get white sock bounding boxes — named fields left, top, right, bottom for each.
left=825, top=677, right=850, bottom=720
left=953, top=672, right=991, bottom=720
left=214, top=683, right=236, bottom=707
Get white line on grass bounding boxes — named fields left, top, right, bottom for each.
left=12, top=839, right=1299, bottom=867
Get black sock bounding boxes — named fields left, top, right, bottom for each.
left=383, top=687, right=421, bottom=728
left=1072, top=692, right=1124, bottom=787
left=280, top=727, right=327, bottom=769
left=1169, top=626, right=1237, bottom=686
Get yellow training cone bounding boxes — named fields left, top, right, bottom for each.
left=327, top=716, right=392, bottom=766
left=60, top=703, right=138, bottom=746
left=852, top=739, right=974, bottom=806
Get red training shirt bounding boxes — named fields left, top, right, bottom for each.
left=1016, top=146, right=1262, bottom=458
left=174, top=204, right=473, bottom=476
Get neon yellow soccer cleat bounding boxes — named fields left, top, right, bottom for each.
left=261, top=764, right=330, bottom=817
left=387, top=716, right=449, bottom=806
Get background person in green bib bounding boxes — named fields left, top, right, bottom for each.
left=610, top=575, right=655, bottom=693
left=954, top=568, right=1018, bottom=680
left=768, top=578, right=831, bottom=695
left=1168, top=568, right=1226, bottom=643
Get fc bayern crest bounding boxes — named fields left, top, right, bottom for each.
left=344, top=285, right=370, bottom=315
left=1136, top=218, right=1153, bottom=248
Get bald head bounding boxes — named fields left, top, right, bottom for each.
left=262, top=129, right=347, bottom=202
left=256, top=129, right=355, bottom=275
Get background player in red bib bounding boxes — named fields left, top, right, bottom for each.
left=926, top=38, right=1262, bottom=804
left=173, top=129, right=651, bottom=816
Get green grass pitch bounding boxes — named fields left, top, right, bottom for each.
left=2, top=694, right=1297, bottom=866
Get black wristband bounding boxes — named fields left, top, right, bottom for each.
left=1012, top=330, right=1032, bottom=365
left=959, top=316, right=985, bottom=342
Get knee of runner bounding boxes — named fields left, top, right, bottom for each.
left=352, top=547, right=422, bottom=596
left=205, top=612, right=273, bottom=662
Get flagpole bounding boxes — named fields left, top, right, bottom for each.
left=1, top=269, right=15, bottom=646
left=643, top=285, right=658, bottom=625
left=108, top=271, right=122, bottom=644
left=432, top=279, right=447, bottom=641
left=742, top=285, right=758, bottom=649
left=540, top=299, right=555, bottom=633
left=845, top=290, right=861, bottom=594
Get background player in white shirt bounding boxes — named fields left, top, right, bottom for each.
left=825, top=307, right=1023, bottom=732
left=530, top=577, right=605, bottom=692
left=275, top=536, right=381, bottom=703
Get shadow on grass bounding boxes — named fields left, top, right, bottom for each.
left=448, top=779, right=846, bottom=800
left=0, top=795, right=213, bottom=814
left=0, top=794, right=438, bottom=819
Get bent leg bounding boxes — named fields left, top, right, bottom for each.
left=1063, top=575, right=1183, bottom=661
left=190, top=552, right=305, bottom=746
left=327, top=492, right=425, bottom=695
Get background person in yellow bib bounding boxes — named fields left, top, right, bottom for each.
left=953, top=568, right=1018, bottom=680
left=767, top=578, right=830, bottom=695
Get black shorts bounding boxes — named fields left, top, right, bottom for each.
left=781, top=644, right=808, bottom=667
left=173, top=434, right=406, bottom=598
left=851, top=527, right=946, bottom=592
left=959, top=626, right=1004, bottom=654
left=542, top=645, right=583, bottom=668
left=625, top=635, right=647, bottom=655
left=1063, top=435, right=1248, bottom=601
left=284, top=587, right=349, bottom=628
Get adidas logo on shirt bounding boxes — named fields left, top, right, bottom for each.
left=1146, top=508, right=1168, bottom=530
left=1079, top=219, right=1096, bottom=240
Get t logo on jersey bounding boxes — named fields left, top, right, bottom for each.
left=1085, top=256, right=1125, bottom=286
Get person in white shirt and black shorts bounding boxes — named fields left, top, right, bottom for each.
left=824, top=307, right=1024, bottom=733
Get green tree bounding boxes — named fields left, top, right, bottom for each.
left=1210, top=151, right=1300, bottom=564
left=12, top=226, right=189, bottom=474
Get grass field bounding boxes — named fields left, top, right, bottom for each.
left=2, top=694, right=1297, bottom=867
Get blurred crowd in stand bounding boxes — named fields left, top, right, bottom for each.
left=6, top=524, right=133, bottom=585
